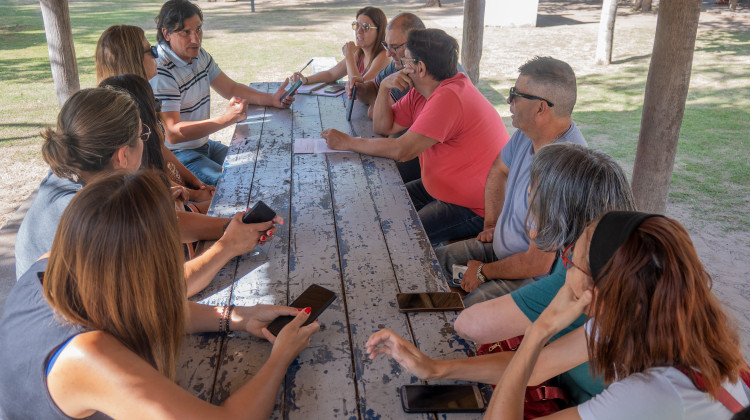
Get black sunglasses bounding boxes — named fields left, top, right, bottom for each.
left=508, top=87, right=554, bottom=108
left=144, top=45, right=158, bottom=59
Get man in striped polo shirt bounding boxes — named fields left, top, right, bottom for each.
left=151, top=0, right=294, bottom=186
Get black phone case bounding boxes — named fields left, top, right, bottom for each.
left=400, top=385, right=485, bottom=413
left=281, top=78, right=303, bottom=101
left=242, top=200, right=276, bottom=224
left=267, top=284, right=337, bottom=336
left=396, top=292, right=465, bottom=312
left=346, top=86, right=357, bottom=121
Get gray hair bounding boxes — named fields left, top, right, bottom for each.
left=386, top=12, right=425, bottom=34
left=527, top=143, right=636, bottom=252
left=519, top=56, right=577, bottom=117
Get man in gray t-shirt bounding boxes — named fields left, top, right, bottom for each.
left=436, top=57, right=585, bottom=307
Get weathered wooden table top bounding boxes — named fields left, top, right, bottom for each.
left=178, top=82, right=486, bottom=419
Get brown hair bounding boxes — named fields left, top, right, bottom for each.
left=41, top=88, right=140, bottom=181
left=96, top=25, right=150, bottom=83
left=587, top=216, right=746, bottom=398
left=43, top=170, right=185, bottom=380
left=99, top=74, right=166, bottom=172
left=356, top=7, right=386, bottom=59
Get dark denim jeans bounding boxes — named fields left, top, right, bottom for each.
left=406, top=179, right=484, bottom=246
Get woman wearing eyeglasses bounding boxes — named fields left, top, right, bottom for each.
left=292, top=7, right=389, bottom=97
left=484, top=211, right=749, bottom=419
left=95, top=24, right=215, bottom=204
left=1, top=170, right=319, bottom=419
left=15, top=88, right=280, bottom=297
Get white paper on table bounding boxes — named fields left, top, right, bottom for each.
left=294, top=138, right=354, bottom=154
left=297, top=83, right=327, bottom=94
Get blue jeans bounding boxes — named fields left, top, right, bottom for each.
left=406, top=179, right=484, bottom=246
left=171, top=140, right=229, bottom=186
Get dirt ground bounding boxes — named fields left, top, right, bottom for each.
left=2, top=0, right=749, bottom=355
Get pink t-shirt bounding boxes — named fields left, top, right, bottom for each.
left=392, top=73, right=509, bottom=217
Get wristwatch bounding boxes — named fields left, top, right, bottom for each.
left=476, top=263, right=487, bottom=283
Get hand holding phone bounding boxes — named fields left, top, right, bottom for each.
left=280, top=78, right=303, bottom=101
left=242, top=200, right=276, bottom=224
left=266, top=284, right=337, bottom=336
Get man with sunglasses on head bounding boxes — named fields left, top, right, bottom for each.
left=150, top=0, right=294, bottom=187
left=436, top=56, right=587, bottom=307
left=322, top=28, right=509, bottom=247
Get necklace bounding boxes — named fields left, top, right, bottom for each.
left=554, top=123, right=572, bottom=140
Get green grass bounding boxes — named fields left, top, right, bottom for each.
left=1, top=0, right=748, bottom=231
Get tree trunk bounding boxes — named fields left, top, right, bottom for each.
left=39, top=0, right=79, bottom=108
left=425, top=0, right=441, bottom=7
left=461, top=0, right=485, bottom=85
left=631, top=0, right=702, bottom=213
left=729, top=0, right=737, bottom=10
left=642, top=0, right=653, bottom=12
left=633, top=0, right=643, bottom=10
left=595, top=0, right=618, bottom=65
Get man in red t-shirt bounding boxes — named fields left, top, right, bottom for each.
left=322, top=28, right=510, bottom=245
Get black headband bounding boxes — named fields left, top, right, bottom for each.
left=589, top=211, right=663, bottom=279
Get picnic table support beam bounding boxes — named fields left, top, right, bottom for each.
left=462, top=0, right=485, bottom=85
left=39, top=0, right=80, bottom=108
left=631, top=0, right=702, bottom=213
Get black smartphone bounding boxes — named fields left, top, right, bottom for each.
left=280, top=78, right=303, bottom=101
left=346, top=86, right=357, bottom=121
left=396, top=292, right=464, bottom=312
left=324, top=85, right=345, bottom=93
left=400, top=384, right=486, bottom=413
left=242, top=200, right=276, bottom=224
left=266, top=284, right=337, bottom=336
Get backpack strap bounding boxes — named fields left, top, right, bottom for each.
left=677, top=366, right=747, bottom=414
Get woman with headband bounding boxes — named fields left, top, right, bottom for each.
left=485, top=211, right=749, bottom=419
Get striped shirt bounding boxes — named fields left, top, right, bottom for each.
left=150, top=42, right=222, bottom=150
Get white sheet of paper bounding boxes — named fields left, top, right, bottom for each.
left=294, top=138, right=354, bottom=154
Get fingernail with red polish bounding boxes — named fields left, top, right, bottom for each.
left=304, top=307, right=311, bottom=314
left=259, top=241, right=265, bottom=245
left=266, top=230, right=273, bottom=236
left=260, top=235, right=266, bottom=241
left=297, top=308, right=304, bottom=312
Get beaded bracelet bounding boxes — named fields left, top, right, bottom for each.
left=224, top=305, right=235, bottom=335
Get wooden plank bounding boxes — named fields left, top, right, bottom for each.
left=319, top=94, right=433, bottom=420
left=176, top=83, right=269, bottom=401
left=278, top=93, right=359, bottom=419
left=211, top=83, right=295, bottom=411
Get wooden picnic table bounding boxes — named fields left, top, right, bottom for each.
left=178, top=82, right=487, bottom=419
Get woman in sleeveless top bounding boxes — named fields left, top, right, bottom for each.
left=0, top=170, right=319, bottom=419
left=291, top=7, right=390, bottom=98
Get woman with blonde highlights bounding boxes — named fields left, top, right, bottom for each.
left=95, top=24, right=215, bottom=202
left=0, top=171, right=318, bottom=418
left=485, top=212, right=749, bottom=419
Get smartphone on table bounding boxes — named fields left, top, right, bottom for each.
left=242, top=200, right=276, bottom=224
left=324, top=85, right=345, bottom=94
left=396, top=292, right=464, bottom=312
left=266, top=284, right=337, bottom=336
left=400, top=384, right=486, bottom=413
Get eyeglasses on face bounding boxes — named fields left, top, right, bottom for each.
left=352, top=21, right=378, bottom=32
left=508, top=86, right=554, bottom=108
left=562, top=242, right=591, bottom=277
left=139, top=124, right=151, bottom=142
left=380, top=41, right=406, bottom=53
left=400, top=56, right=419, bottom=68
left=144, top=45, right=158, bottom=59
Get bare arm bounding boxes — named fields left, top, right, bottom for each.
left=299, top=59, right=348, bottom=86
left=321, top=128, right=436, bottom=162
left=211, top=71, right=293, bottom=109
left=176, top=212, right=228, bottom=243
left=359, top=50, right=390, bottom=82
left=161, top=98, right=246, bottom=146
left=365, top=326, right=588, bottom=386
left=183, top=213, right=279, bottom=297
left=47, top=312, right=318, bottom=419
left=162, top=144, right=204, bottom=189
left=478, top=152, right=510, bottom=242
left=372, top=70, right=413, bottom=136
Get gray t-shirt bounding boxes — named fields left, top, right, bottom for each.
left=491, top=123, right=587, bottom=263
left=578, top=366, right=748, bottom=420
left=15, top=172, right=82, bottom=279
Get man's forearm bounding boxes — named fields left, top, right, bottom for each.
left=372, top=85, right=397, bottom=135
left=342, top=134, right=405, bottom=161
left=234, top=83, right=275, bottom=107
left=483, top=158, right=507, bottom=228
left=165, top=116, right=234, bottom=145
left=482, top=249, right=556, bottom=280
